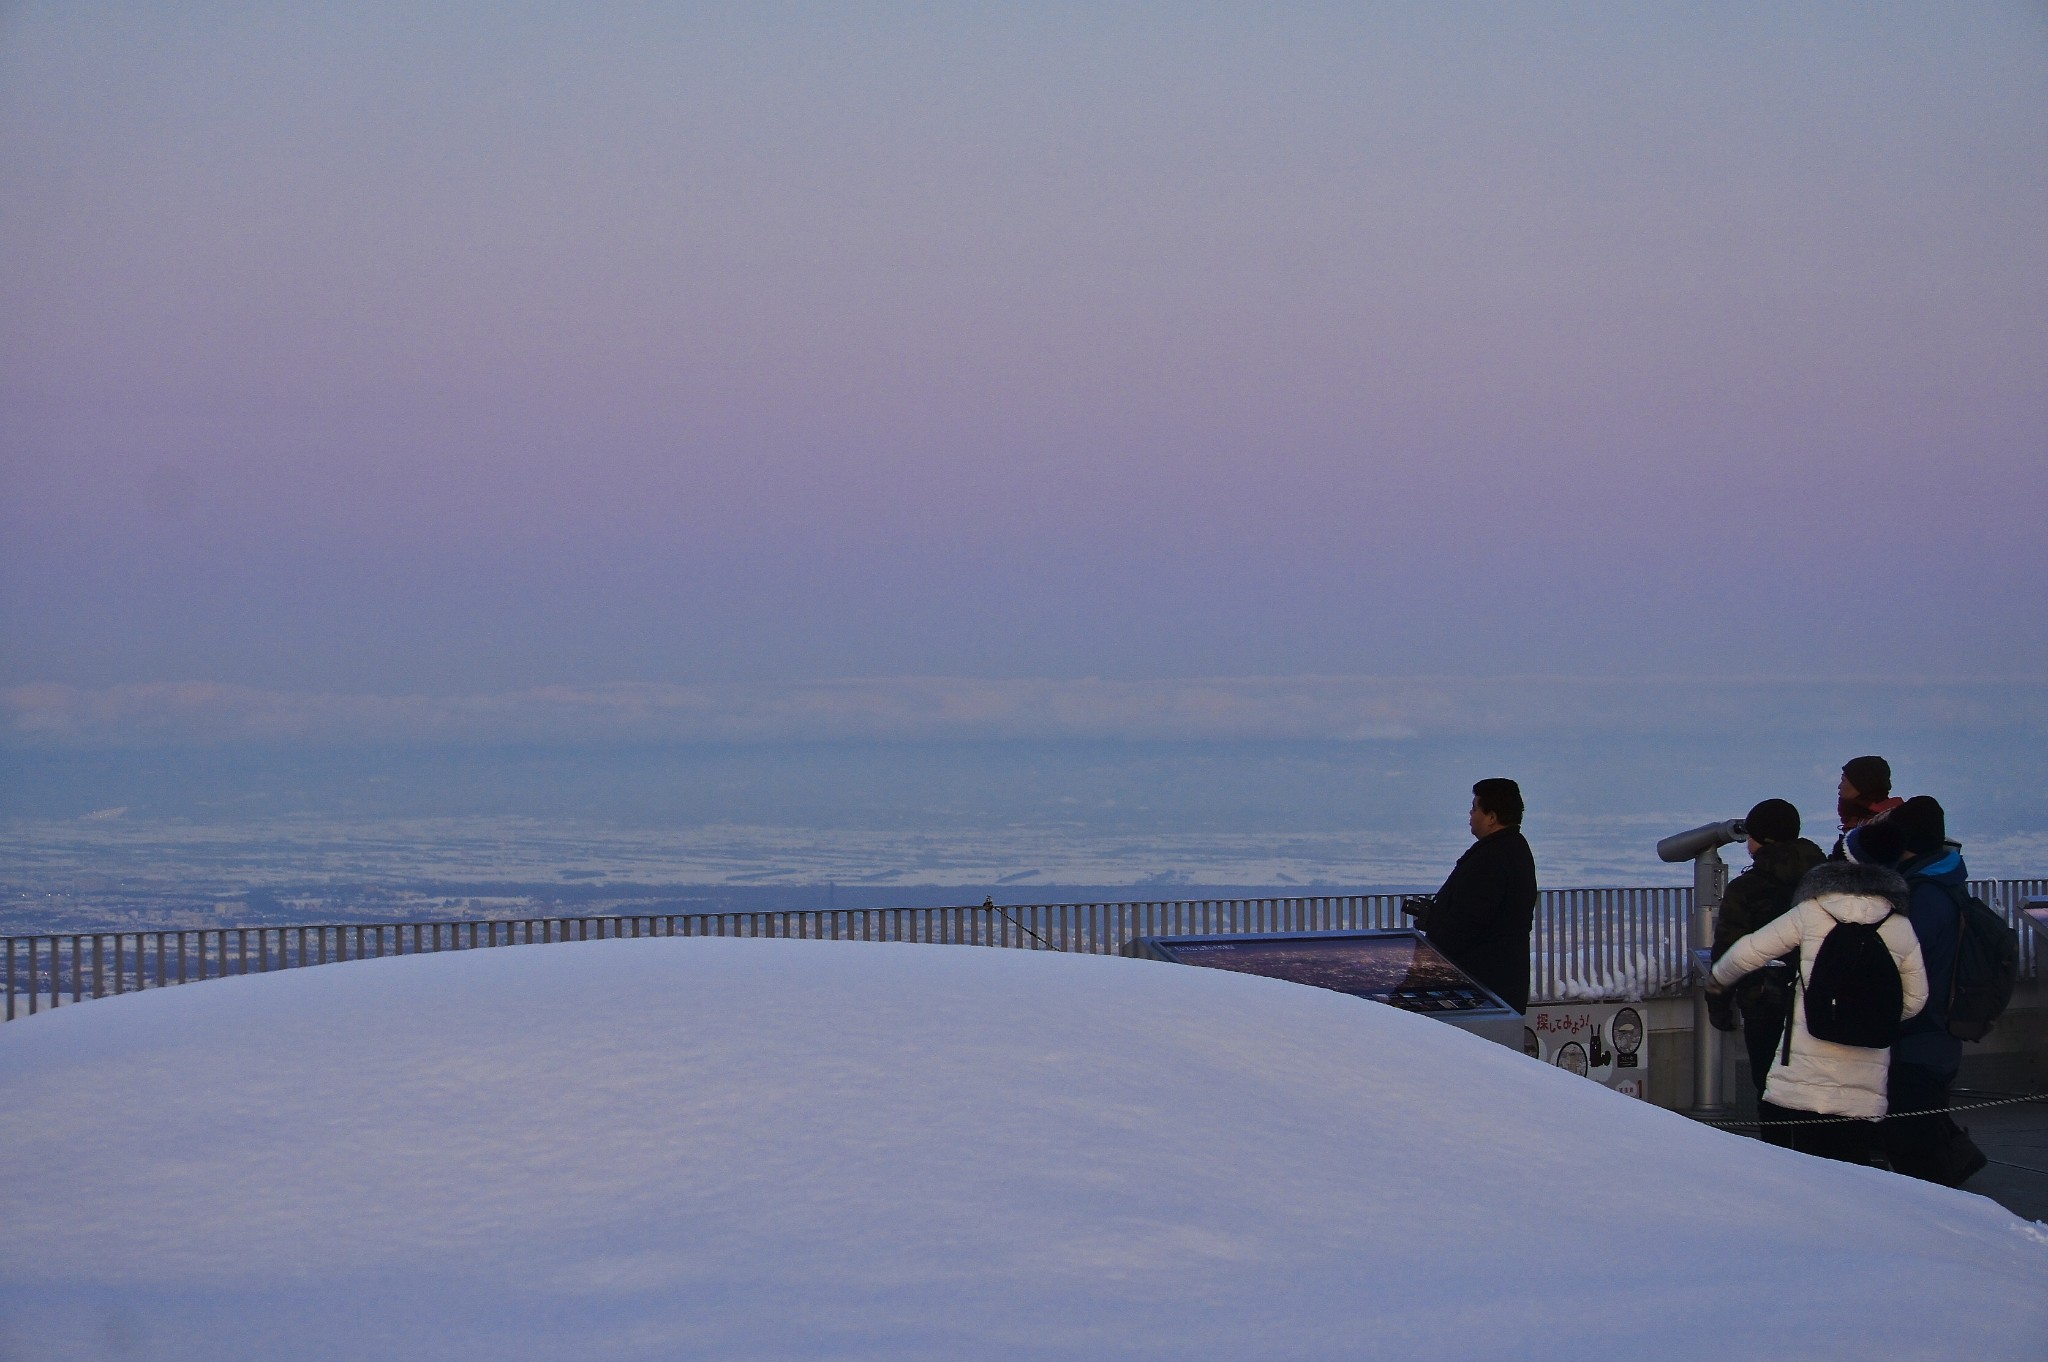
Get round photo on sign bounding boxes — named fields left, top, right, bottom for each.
left=1612, top=1007, right=1644, bottom=1058
left=1522, top=1027, right=1540, bottom=1059
left=1556, top=1041, right=1589, bottom=1077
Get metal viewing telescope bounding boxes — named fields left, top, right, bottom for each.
left=1659, top=819, right=1747, bottom=1118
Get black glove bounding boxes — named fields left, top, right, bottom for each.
left=1707, top=989, right=1738, bottom=1033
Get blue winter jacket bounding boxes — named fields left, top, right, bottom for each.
left=1893, top=846, right=1967, bottom=1074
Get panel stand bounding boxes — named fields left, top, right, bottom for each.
left=1689, top=846, right=1731, bottom=1118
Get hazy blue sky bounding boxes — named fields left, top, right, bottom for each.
left=4, top=3, right=2045, bottom=704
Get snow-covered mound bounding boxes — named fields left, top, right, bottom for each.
left=2, top=939, right=2043, bottom=1361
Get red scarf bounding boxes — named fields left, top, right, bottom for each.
left=1838, top=793, right=1905, bottom=832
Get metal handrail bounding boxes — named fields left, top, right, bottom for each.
left=4, top=880, right=2041, bottom=1022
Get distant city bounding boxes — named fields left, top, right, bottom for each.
left=0, top=813, right=1520, bottom=934
left=5, top=733, right=2041, bottom=936
left=7, top=810, right=2043, bottom=938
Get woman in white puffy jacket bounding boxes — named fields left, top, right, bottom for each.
left=1708, top=860, right=1927, bottom=1165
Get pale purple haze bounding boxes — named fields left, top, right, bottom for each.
left=5, top=2, right=2044, bottom=695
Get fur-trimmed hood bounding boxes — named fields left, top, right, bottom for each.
left=1792, top=860, right=1909, bottom=920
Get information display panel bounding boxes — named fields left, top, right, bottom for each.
left=1124, top=929, right=1521, bottom=1046
left=2022, top=899, right=2048, bottom=947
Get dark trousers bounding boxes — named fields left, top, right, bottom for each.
left=1884, top=1061, right=1961, bottom=1184
left=1740, top=997, right=1794, bottom=1148
left=1759, top=1101, right=1876, bottom=1166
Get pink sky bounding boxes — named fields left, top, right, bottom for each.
left=3, top=4, right=2044, bottom=693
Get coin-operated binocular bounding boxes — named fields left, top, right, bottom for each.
left=1658, top=818, right=1749, bottom=1118
left=1657, top=819, right=1746, bottom=864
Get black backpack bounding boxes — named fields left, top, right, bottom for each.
left=1940, top=884, right=2019, bottom=1042
left=1797, top=909, right=1904, bottom=1050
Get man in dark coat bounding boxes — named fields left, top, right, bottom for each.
left=1870, top=796, right=1985, bottom=1186
left=1708, top=798, right=1825, bottom=1141
left=1418, top=778, right=1538, bottom=1011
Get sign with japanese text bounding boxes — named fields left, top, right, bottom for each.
left=1524, top=1003, right=1648, bottom=1100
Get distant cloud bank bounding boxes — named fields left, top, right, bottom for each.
left=4, top=677, right=2042, bottom=749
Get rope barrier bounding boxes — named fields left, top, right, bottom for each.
left=1692, top=1091, right=2048, bottom=1130
left=982, top=897, right=1063, bottom=952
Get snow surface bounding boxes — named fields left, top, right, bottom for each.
left=2, top=938, right=2044, bottom=1361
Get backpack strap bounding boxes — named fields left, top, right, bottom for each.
left=1782, top=905, right=1827, bottom=1069
left=1778, top=942, right=1826, bottom=1069
left=1780, top=976, right=1795, bottom=1067
left=1937, top=881, right=1968, bottom=1018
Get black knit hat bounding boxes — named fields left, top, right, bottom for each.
left=1842, top=755, right=1892, bottom=800
left=1744, top=799, right=1801, bottom=844
left=1845, top=819, right=1905, bottom=867
left=1890, top=795, right=1946, bottom=855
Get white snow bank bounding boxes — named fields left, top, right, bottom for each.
left=1, top=938, right=2043, bottom=1361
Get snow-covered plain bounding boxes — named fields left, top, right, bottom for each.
left=2, top=939, right=2043, bottom=1360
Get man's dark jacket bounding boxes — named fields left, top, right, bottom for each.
left=1422, top=827, right=1538, bottom=1011
left=1895, top=845, right=1968, bottom=1076
left=1710, top=838, right=1826, bottom=1014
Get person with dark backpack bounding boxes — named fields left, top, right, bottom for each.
left=1708, top=861, right=1927, bottom=1165
left=1865, top=796, right=2012, bottom=1186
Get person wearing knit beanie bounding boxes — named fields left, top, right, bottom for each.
left=1882, top=792, right=1981, bottom=1186
left=1710, top=797, right=1827, bottom=1128
left=1831, top=755, right=1905, bottom=860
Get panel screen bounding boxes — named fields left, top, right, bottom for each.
left=1151, top=932, right=1504, bottom=1014
left=2021, top=902, right=2048, bottom=945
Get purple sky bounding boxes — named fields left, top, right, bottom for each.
left=4, top=4, right=2045, bottom=698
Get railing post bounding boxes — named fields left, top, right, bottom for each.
left=1691, top=848, right=1730, bottom=1118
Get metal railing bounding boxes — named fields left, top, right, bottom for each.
left=4, top=880, right=2041, bottom=1023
